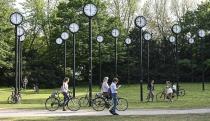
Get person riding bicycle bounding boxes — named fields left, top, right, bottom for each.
left=60, top=77, right=70, bottom=111
left=109, top=77, right=121, bottom=115
left=147, top=80, right=155, bottom=102
left=165, top=81, right=173, bottom=102
left=101, top=77, right=110, bottom=99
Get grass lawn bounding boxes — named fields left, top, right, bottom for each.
left=0, top=83, right=210, bottom=109
left=1, top=114, right=210, bottom=121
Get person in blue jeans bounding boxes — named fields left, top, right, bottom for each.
left=109, top=77, right=121, bottom=115
left=60, top=77, right=70, bottom=111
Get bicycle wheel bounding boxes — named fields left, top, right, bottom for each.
left=178, top=89, right=185, bottom=96
left=45, top=97, right=59, bottom=111
left=116, top=98, right=128, bottom=111
left=67, top=97, right=80, bottom=111
left=92, top=97, right=106, bottom=111
left=79, top=97, right=88, bottom=107
left=156, top=92, right=165, bottom=102
left=8, top=95, right=15, bottom=104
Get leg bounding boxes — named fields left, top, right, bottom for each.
left=62, top=92, right=69, bottom=111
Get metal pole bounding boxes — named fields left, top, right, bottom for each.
left=99, top=42, right=102, bottom=85
left=115, top=38, right=118, bottom=76
left=190, top=44, right=194, bottom=82
left=175, top=35, right=179, bottom=96
left=147, top=41, right=150, bottom=83
left=20, top=41, right=23, bottom=90
left=64, top=39, right=67, bottom=77
left=88, top=18, right=92, bottom=106
left=140, top=28, right=143, bottom=102
left=201, top=38, right=205, bottom=91
left=15, top=26, right=18, bottom=96
left=127, top=45, right=130, bottom=83
left=73, top=34, right=76, bottom=97
left=18, top=38, right=22, bottom=92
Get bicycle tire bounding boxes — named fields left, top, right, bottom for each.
left=178, top=89, right=185, bottom=96
left=156, top=92, right=165, bottom=102
left=116, top=98, right=128, bottom=111
left=45, top=97, right=59, bottom=111
left=7, top=95, right=14, bottom=104
left=92, top=97, right=106, bottom=111
left=79, top=97, right=88, bottom=107
left=67, top=97, right=80, bottom=111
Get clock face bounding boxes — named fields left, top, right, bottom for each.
left=10, top=12, right=23, bottom=25
left=198, top=29, right=205, bottom=38
left=125, top=38, right=131, bottom=45
left=172, top=24, right=181, bottom=34
left=169, top=36, right=176, bottom=43
left=135, top=16, right=147, bottom=28
left=97, top=35, right=103, bottom=43
left=69, top=23, right=79, bottom=33
left=20, top=35, right=25, bottom=42
left=188, top=38, right=194, bottom=44
left=111, top=28, right=120, bottom=38
left=56, top=38, right=63, bottom=44
left=144, top=33, right=152, bottom=41
left=61, top=32, right=69, bottom=40
left=83, top=4, right=97, bottom=17
left=17, top=26, right=25, bottom=37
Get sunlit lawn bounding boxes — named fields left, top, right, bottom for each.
left=0, top=83, right=210, bottom=109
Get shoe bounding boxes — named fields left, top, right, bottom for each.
left=113, top=112, right=119, bottom=115
left=109, top=110, right=114, bottom=115
left=63, top=109, right=66, bottom=111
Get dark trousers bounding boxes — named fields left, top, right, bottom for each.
left=110, top=93, right=117, bottom=113
left=62, top=92, right=69, bottom=109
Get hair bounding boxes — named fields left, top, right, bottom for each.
left=103, top=77, right=109, bottom=82
left=113, top=78, right=119, bottom=82
left=63, top=77, right=69, bottom=82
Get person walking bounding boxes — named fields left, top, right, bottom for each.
left=60, top=77, right=70, bottom=111
left=147, top=80, right=155, bottom=102
left=109, top=77, right=121, bottom=115
left=101, top=77, right=110, bottom=99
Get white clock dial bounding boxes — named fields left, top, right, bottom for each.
left=172, top=24, right=181, bottom=34
left=10, top=12, right=23, bottom=25
left=169, top=36, right=176, bottom=43
left=17, top=26, right=25, bottom=36
left=135, top=16, right=147, bottom=28
left=111, top=28, right=120, bottom=38
left=83, top=4, right=97, bottom=17
left=188, top=38, right=194, bottom=44
left=144, top=33, right=152, bottom=41
left=56, top=38, right=63, bottom=44
left=20, top=35, right=25, bottom=42
left=125, top=38, right=131, bottom=45
left=97, top=35, right=103, bottom=43
left=61, top=32, right=69, bottom=40
left=69, top=23, right=79, bottom=33
left=198, top=29, right=205, bottom=38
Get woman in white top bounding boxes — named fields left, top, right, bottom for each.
left=101, top=77, right=109, bottom=98
left=61, top=77, right=69, bottom=111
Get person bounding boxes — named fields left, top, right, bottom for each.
left=60, top=77, right=70, bottom=111
left=33, top=83, right=39, bottom=93
left=109, top=77, right=121, bottom=115
left=147, top=80, right=155, bottom=102
left=101, top=77, right=110, bottom=99
left=165, top=81, right=173, bottom=102
left=23, top=76, right=28, bottom=90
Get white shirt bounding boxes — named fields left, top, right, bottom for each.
left=101, top=82, right=109, bottom=92
left=110, top=82, right=117, bottom=94
left=61, top=82, right=68, bottom=93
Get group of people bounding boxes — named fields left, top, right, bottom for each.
left=60, top=76, right=121, bottom=115
left=147, top=80, right=177, bottom=102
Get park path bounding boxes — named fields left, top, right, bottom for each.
left=0, top=108, right=210, bottom=117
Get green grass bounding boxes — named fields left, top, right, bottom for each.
left=0, top=83, right=210, bottom=109
left=1, top=114, right=210, bottom=121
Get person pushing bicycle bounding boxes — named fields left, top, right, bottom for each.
left=60, top=77, right=70, bottom=111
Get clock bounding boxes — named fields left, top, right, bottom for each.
left=135, top=16, right=147, bottom=28
left=83, top=3, right=98, bottom=17
left=172, top=24, right=181, bottom=34
left=169, top=36, right=176, bottom=43
left=20, top=35, right=25, bottom=42
left=188, top=38, right=195, bottom=44
left=17, top=26, right=25, bottom=37
left=125, top=37, right=131, bottom=45
left=143, top=32, right=152, bottom=41
left=97, top=35, right=104, bottom=43
left=61, top=32, right=69, bottom=40
left=198, top=29, right=205, bottom=38
left=111, top=28, right=120, bottom=38
left=10, top=12, right=23, bottom=25
left=56, top=38, right=63, bottom=45
left=69, top=23, right=79, bottom=33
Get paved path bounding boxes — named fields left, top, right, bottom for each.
left=0, top=108, right=210, bottom=117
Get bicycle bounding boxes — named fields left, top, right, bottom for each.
left=8, top=88, right=22, bottom=104
left=45, top=90, right=80, bottom=111
left=92, top=94, right=128, bottom=111
left=156, top=88, right=177, bottom=102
